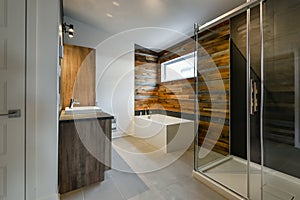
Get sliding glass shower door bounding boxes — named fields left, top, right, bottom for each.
left=194, top=0, right=300, bottom=199
left=261, top=0, right=300, bottom=199
left=194, top=4, right=250, bottom=198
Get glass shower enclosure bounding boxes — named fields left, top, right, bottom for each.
left=193, top=0, right=300, bottom=199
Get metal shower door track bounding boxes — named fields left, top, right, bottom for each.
left=197, top=0, right=262, bottom=33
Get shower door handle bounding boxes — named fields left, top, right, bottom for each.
left=250, top=79, right=259, bottom=115
left=253, top=81, right=259, bottom=113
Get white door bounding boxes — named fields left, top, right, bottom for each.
left=0, top=0, right=26, bottom=199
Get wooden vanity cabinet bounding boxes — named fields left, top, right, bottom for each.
left=58, top=112, right=112, bottom=194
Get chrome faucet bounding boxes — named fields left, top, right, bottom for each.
left=144, top=106, right=150, bottom=115
left=148, top=108, right=151, bottom=119
left=145, top=105, right=151, bottom=119
left=70, top=98, right=80, bottom=108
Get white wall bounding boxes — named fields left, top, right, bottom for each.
left=26, top=0, right=37, bottom=199
left=63, top=16, right=110, bottom=48
left=95, top=35, right=135, bottom=134
left=34, top=0, right=60, bottom=199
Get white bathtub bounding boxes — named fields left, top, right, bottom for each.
left=133, top=114, right=194, bottom=153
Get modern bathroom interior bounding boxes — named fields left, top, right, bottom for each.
left=59, top=0, right=300, bottom=200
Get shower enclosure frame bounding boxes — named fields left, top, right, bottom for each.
left=193, top=0, right=265, bottom=199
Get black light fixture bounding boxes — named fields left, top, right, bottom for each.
left=63, top=23, right=74, bottom=38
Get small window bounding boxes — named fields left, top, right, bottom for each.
left=161, top=52, right=196, bottom=82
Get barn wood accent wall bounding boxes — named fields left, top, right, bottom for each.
left=61, top=44, right=96, bottom=109
left=158, top=36, right=196, bottom=116
left=160, top=21, right=230, bottom=155
left=134, top=44, right=160, bottom=112
left=134, top=21, right=230, bottom=155
left=198, top=22, right=230, bottom=155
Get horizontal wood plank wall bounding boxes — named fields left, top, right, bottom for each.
left=61, top=44, right=96, bottom=109
left=158, top=36, right=196, bottom=115
left=134, top=44, right=160, bottom=112
left=197, top=21, right=230, bottom=155
left=134, top=21, right=230, bottom=155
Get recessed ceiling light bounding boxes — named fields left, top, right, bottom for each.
left=106, top=13, right=113, bottom=18
left=112, top=1, right=120, bottom=6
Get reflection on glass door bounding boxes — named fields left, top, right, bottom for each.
left=195, top=16, right=249, bottom=198
left=262, top=0, right=300, bottom=199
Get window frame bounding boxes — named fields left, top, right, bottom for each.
left=161, top=51, right=197, bottom=83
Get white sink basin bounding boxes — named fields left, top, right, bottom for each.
left=65, top=106, right=102, bottom=114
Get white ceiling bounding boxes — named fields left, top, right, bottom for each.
left=63, top=0, right=245, bottom=49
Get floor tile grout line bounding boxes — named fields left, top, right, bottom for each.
left=110, top=173, right=130, bottom=200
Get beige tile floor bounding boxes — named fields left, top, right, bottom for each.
left=61, top=136, right=226, bottom=200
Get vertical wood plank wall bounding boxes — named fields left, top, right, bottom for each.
left=61, top=44, right=96, bottom=109
left=134, top=21, right=230, bottom=155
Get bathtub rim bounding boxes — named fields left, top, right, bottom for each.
left=134, top=114, right=194, bottom=126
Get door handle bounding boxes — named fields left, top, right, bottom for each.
left=253, top=81, right=259, bottom=113
left=250, top=79, right=259, bottom=115
left=0, top=109, right=21, bottom=118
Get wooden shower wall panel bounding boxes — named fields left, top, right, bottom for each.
left=134, top=44, right=160, bottom=111
left=61, top=44, right=96, bottom=109
left=159, top=21, right=230, bottom=155
left=197, top=21, right=230, bottom=155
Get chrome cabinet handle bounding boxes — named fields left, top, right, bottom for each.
left=0, top=109, right=21, bottom=118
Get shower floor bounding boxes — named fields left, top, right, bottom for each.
left=199, top=156, right=300, bottom=200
